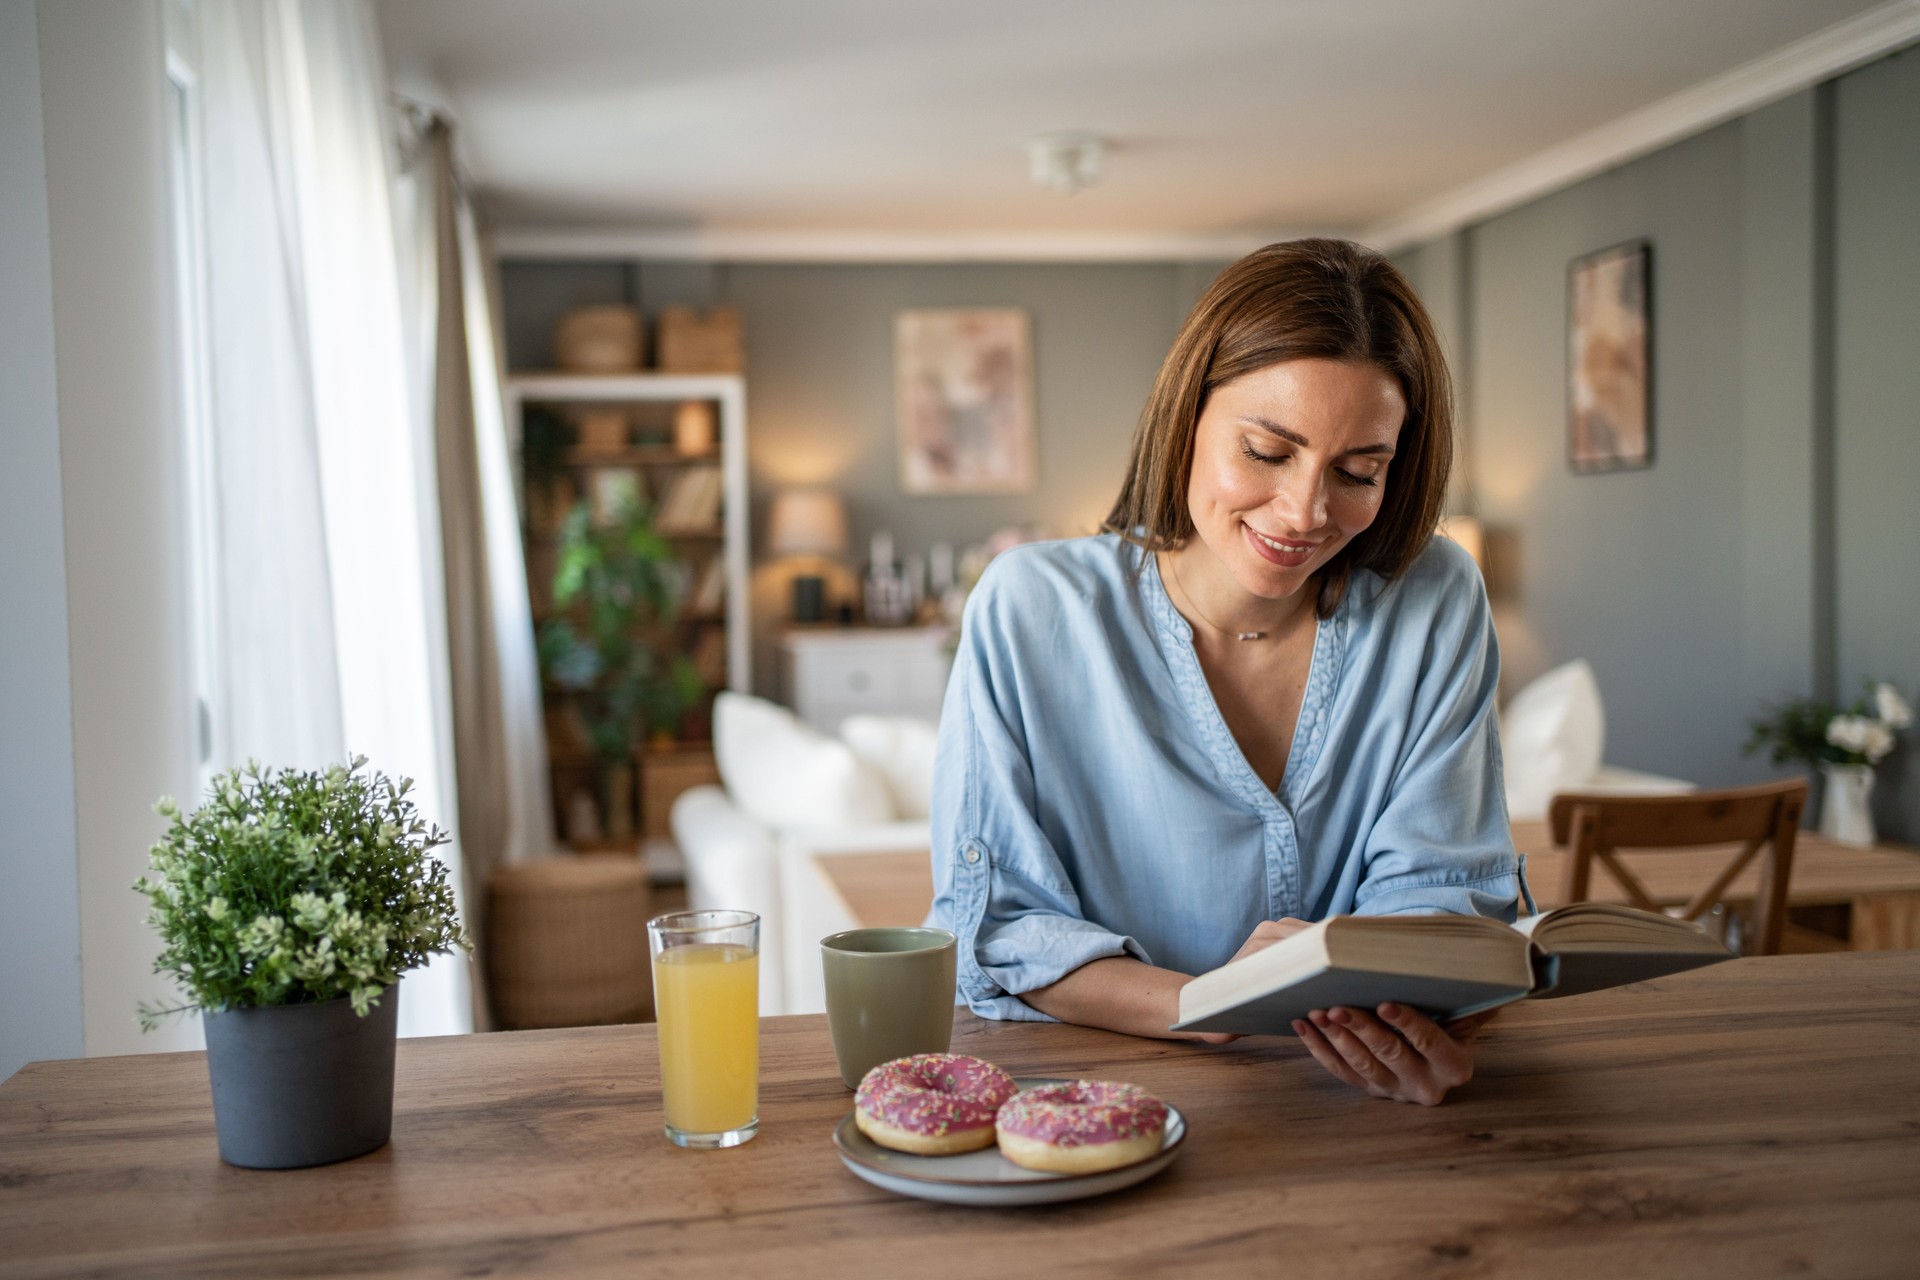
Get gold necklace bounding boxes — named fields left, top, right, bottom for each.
left=1164, top=552, right=1282, bottom=642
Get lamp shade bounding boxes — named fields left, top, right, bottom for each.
left=1437, top=515, right=1486, bottom=574
left=767, top=489, right=848, bottom=558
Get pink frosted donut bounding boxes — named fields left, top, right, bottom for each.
left=995, top=1080, right=1169, bottom=1174
left=855, top=1053, right=1019, bottom=1155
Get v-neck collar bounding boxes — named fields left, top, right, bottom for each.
left=1144, top=549, right=1347, bottom=812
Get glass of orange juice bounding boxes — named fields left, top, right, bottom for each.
left=647, top=909, right=760, bottom=1149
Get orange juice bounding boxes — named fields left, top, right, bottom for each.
left=653, top=942, right=758, bottom=1137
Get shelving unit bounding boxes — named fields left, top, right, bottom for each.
left=505, top=372, right=750, bottom=850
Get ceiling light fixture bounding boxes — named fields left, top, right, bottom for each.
left=1028, top=131, right=1103, bottom=195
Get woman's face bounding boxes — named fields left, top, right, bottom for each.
left=1183, top=357, right=1406, bottom=603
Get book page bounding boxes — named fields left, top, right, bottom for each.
left=1513, top=913, right=1551, bottom=938
left=1520, top=903, right=1727, bottom=954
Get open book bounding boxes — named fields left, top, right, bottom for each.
left=1170, top=905, right=1732, bottom=1035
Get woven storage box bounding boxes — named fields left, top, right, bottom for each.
left=488, top=856, right=652, bottom=1030
left=655, top=307, right=743, bottom=373
left=553, top=305, right=644, bottom=372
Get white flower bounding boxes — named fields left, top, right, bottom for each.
left=1828, top=714, right=1895, bottom=764
left=206, top=896, right=228, bottom=922
left=1875, top=683, right=1913, bottom=731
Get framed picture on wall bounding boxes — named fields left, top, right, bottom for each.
left=895, top=308, right=1036, bottom=494
left=1567, top=240, right=1652, bottom=473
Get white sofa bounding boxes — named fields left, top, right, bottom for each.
left=671, top=693, right=936, bottom=1016
left=1501, top=659, right=1694, bottom=821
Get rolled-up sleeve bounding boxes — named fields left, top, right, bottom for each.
left=1353, top=561, right=1533, bottom=922
left=929, top=559, right=1146, bottom=1021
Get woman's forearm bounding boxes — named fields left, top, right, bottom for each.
left=1019, top=956, right=1204, bottom=1041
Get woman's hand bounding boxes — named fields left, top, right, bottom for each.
left=1291, top=1003, right=1498, bottom=1106
left=1214, top=917, right=1497, bottom=1103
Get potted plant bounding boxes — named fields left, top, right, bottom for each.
left=1744, top=681, right=1912, bottom=846
left=134, top=757, right=468, bottom=1168
left=537, top=496, right=707, bottom=841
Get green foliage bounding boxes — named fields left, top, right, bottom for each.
left=1744, top=679, right=1908, bottom=768
left=133, top=758, right=469, bottom=1027
left=519, top=406, right=572, bottom=493
left=1743, top=697, right=1841, bottom=768
left=538, top=497, right=707, bottom=761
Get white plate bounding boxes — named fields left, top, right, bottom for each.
left=832, top=1077, right=1186, bottom=1207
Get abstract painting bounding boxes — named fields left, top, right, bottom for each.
left=895, top=308, right=1036, bottom=494
left=1568, top=240, right=1652, bottom=473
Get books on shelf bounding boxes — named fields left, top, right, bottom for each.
left=655, top=465, right=723, bottom=532
left=1170, top=904, right=1733, bottom=1035
left=589, top=468, right=646, bottom=524
left=690, top=625, right=728, bottom=686
left=689, top=557, right=727, bottom=617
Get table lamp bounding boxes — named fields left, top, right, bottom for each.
left=1437, top=515, right=1486, bottom=573
left=768, top=489, right=848, bottom=624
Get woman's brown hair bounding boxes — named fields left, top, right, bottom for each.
left=1102, top=237, right=1453, bottom=618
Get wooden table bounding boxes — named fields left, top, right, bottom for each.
left=1510, top=821, right=1920, bottom=949
left=4, top=953, right=1918, bottom=1278
left=815, top=828, right=1920, bottom=949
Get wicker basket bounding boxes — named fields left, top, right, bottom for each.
left=655, top=307, right=743, bottom=373
left=553, top=305, right=644, bottom=373
left=487, top=856, right=652, bottom=1030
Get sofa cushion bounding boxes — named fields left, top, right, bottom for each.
left=713, top=692, right=894, bottom=828
left=838, top=715, right=939, bottom=821
left=1501, top=659, right=1605, bottom=821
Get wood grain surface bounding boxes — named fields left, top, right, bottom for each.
left=4, top=953, right=1918, bottom=1279
left=813, top=849, right=935, bottom=928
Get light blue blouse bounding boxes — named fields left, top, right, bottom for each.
left=929, top=532, right=1531, bottom=1023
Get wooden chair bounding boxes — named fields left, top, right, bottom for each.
left=1548, top=779, right=1808, bottom=955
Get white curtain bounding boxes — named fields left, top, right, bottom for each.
left=389, top=108, right=556, bottom=1027
left=457, top=178, right=556, bottom=870
left=194, top=0, right=471, bottom=1037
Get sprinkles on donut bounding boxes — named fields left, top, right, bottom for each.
left=995, top=1080, right=1168, bottom=1174
left=854, top=1053, right=1018, bottom=1155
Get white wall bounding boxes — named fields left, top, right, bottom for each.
left=0, top=0, right=85, bottom=1080
left=38, top=0, right=204, bottom=1058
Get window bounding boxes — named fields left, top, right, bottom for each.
left=163, top=0, right=225, bottom=789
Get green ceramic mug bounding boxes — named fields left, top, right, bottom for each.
left=820, top=927, right=958, bottom=1089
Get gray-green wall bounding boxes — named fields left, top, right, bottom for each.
left=1834, top=46, right=1920, bottom=842
left=1397, top=45, right=1920, bottom=840
left=502, top=259, right=1227, bottom=693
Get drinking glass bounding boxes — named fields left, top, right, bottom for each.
left=647, top=910, right=760, bottom=1149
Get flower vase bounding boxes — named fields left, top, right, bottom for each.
left=1818, top=763, right=1876, bottom=848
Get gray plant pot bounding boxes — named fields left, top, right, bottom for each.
left=202, top=987, right=398, bottom=1169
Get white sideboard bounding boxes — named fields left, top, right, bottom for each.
left=780, top=625, right=953, bottom=732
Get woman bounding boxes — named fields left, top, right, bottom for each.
left=928, top=238, right=1529, bottom=1107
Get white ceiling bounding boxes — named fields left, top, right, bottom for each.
left=375, top=0, right=1915, bottom=257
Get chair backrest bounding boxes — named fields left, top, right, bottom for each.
left=1547, top=779, right=1809, bottom=955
